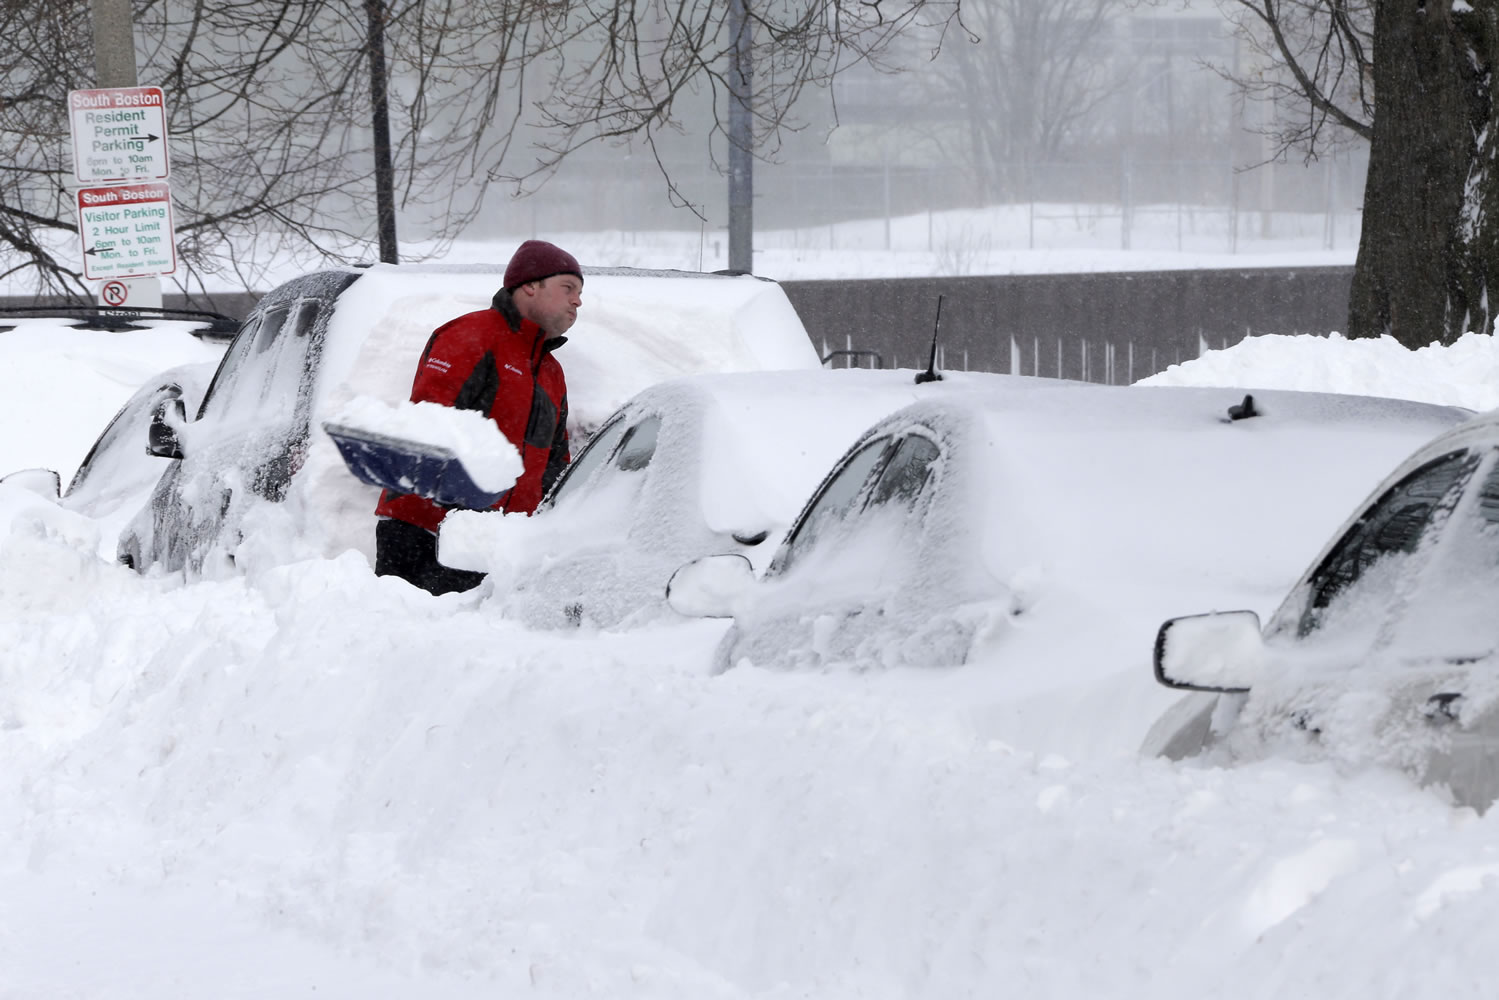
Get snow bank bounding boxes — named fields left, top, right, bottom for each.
left=11, top=266, right=1499, bottom=998
left=1139, top=331, right=1499, bottom=412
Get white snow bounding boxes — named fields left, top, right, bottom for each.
left=313, top=266, right=823, bottom=443
left=0, top=319, right=223, bottom=482
left=1142, top=330, right=1499, bottom=411
left=437, top=369, right=929, bottom=630
left=8, top=257, right=1499, bottom=996
left=329, top=396, right=523, bottom=493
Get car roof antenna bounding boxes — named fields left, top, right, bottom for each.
left=915, top=294, right=945, bottom=385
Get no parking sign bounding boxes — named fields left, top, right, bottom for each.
left=94, top=277, right=163, bottom=309
left=100, top=279, right=130, bottom=305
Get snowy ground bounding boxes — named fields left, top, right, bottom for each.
left=8, top=232, right=1499, bottom=996
left=455, top=200, right=1358, bottom=284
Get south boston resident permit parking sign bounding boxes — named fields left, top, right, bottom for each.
left=77, top=183, right=177, bottom=280
left=68, top=87, right=170, bottom=185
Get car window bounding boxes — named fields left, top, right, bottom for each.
left=1296, top=450, right=1479, bottom=638
left=198, top=298, right=328, bottom=427
left=614, top=416, right=661, bottom=472
left=865, top=433, right=941, bottom=511
left=195, top=311, right=261, bottom=419
left=1387, top=449, right=1499, bottom=659
left=1471, top=455, right=1499, bottom=525
left=65, top=380, right=184, bottom=501
left=185, top=297, right=329, bottom=501
left=289, top=299, right=320, bottom=338
left=546, top=412, right=636, bottom=505
left=773, top=436, right=892, bottom=575
left=195, top=304, right=291, bottom=421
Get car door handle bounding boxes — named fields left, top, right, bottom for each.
left=1423, top=692, right=1464, bottom=725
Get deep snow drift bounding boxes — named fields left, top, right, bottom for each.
left=1141, top=330, right=1499, bottom=412
left=5, top=322, right=1499, bottom=997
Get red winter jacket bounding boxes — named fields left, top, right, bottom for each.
left=374, top=289, right=570, bottom=533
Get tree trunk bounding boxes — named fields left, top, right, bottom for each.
left=1349, top=2, right=1498, bottom=348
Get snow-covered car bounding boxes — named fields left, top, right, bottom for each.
left=0, top=364, right=212, bottom=563
left=11, top=360, right=217, bottom=520
left=667, top=377, right=1471, bottom=674
left=64, top=361, right=217, bottom=528
left=1143, top=408, right=1499, bottom=811
left=0, top=315, right=226, bottom=557
left=436, top=369, right=930, bottom=627
left=0, top=313, right=227, bottom=482
left=115, top=263, right=821, bottom=577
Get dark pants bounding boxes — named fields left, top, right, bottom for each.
left=375, top=517, right=486, bottom=596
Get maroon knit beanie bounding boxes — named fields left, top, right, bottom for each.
left=503, top=240, right=583, bottom=290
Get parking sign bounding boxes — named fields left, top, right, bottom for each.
left=69, top=87, right=170, bottom=185
left=77, top=182, right=177, bottom=279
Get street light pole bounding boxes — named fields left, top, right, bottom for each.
left=363, top=0, right=399, bottom=264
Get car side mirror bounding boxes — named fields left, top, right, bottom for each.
left=148, top=397, right=187, bottom=459
left=1153, top=610, right=1264, bottom=693
left=666, top=553, right=756, bottom=618
left=0, top=467, right=61, bottom=501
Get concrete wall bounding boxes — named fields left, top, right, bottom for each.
left=781, top=266, right=1354, bottom=384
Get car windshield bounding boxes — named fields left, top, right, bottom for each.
left=548, top=413, right=662, bottom=505
left=866, top=433, right=941, bottom=510
left=1292, top=448, right=1479, bottom=643
left=198, top=304, right=291, bottom=421
left=1385, top=449, right=1499, bottom=661
left=188, top=297, right=328, bottom=500
left=773, top=437, right=891, bottom=576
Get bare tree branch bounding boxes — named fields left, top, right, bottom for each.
left=1216, top=0, right=1373, bottom=160
left=0, top=0, right=960, bottom=293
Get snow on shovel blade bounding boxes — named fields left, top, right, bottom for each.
left=322, top=422, right=507, bottom=509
